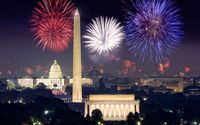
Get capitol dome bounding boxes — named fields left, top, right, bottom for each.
left=49, top=60, right=63, bottom=79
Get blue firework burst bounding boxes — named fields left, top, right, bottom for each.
left=124, top=0, right=184, bottom=63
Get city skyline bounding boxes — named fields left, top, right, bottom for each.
left=0, top=0, right=200, bottom=124
left=0, top=0, right=200, bottom=77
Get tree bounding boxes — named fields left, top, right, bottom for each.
left=53, top=84, right=58, bottom=89
left=127, top=112, right=136, bottom=125
left=91, top=109, right=103, bottom=125
left=134, top=112, right=140, bottom=121
left=86, top=114, right=91, bottom=121
left=51, top=107, right=89, bottom=125
left=7, top=81, right=16, bottom=90
left=126, top=112, right=140, bottom=125
left=36, top=83, right=47, bottom=89
left=144, top=109, right=180, bottom=125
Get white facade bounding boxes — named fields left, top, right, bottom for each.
left=69, top=78, right=93, bottom=85
left=17, top=60, right=65, bottom=91
left=35, top=60, right=65, bottom=91
left=35, top=78, right=65, bottom=91
left=49, top=60, right=63, bottom=79
left=72, top=9, right=82, bottom=102
left=17, top=78, right=34, bottom=88
left=85, top=94, right=140, bottom=121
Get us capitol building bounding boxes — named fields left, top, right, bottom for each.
left=18, top=60, right=92, bottom=92
left=18, top=60, right=65, bottom=91
left=18, top=9, right=140, bottom=121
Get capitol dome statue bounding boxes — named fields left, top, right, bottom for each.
left=49, top=60, right=63, bottom=79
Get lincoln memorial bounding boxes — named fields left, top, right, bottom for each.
left=85, top=94, right=140, bottom=121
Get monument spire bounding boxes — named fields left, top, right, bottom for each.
left=72, top=8, right=82, bottom=102
left=75, top=8, right=79, bottom=16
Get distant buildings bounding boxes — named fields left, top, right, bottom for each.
left=184, top=84, right=200, bottom=96
left=183, top=77, right=200, bottom=95
left=140, top=77, right=185, bottom=93
left=88, top=67, right=102, bottom=87
left=69, top=78, right=93, bottom=86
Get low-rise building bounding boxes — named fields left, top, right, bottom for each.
left=69, top=77, right=93, bottom=86
left=85, top=94, right=140, bottom=121
left=17, top=77, right=34, bottom=88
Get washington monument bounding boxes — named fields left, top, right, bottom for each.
left=72, top=9, right=82, bottom=102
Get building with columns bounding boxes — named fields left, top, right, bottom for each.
left=85, top=94, right=140, bottom=121
left=18, top=60, right=65, bottom=92
left=35, top=60, right=65, bottom=91
left=17, top=77, right=34, bottom=88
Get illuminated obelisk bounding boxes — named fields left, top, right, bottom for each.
left=72, top=9, right=82, bottom=102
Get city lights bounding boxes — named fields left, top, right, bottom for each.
left=0, top=0, right=200, bottom=125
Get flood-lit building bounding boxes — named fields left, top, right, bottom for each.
left=18, top=60, right=65, bottom=91
left=36, top=60, right=65, bottom=91
left=184, top=85, right=200, bottom=95
left=17, top=77, right=34, bottom=88
left=69, top=78, right=93, bottom=86
left=140, top=77, right=184, bottom=92
left=85, top=94, right=140, bottom=121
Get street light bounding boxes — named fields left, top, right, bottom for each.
left=8, top=100, right=11, bottom=104
left=193, top=121, right=197, bottom=125
left=44, top=110, right=49, bottom=115
left=137, top=121, right=141, bottom=125
left=97, top=121, right=103, bottom=125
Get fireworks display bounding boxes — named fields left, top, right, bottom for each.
left=184, top=66, right=191, bottom=73
left=122, top=60, right=136, bottom=75
left=83, top=17, right=125, bottom=55
left=124, top=0, right=183, bottom=63
left=158, top=63, right=165, bottom=73
left=158, top=58, right=171, bottom=73
left=123, top=60, right=135, bottom=68
left=24, top=67, right=34, bottom=76
left=30, top=0, right=74, bottom=52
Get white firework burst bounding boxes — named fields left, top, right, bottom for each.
left=83, top=17, right=125, bottom=55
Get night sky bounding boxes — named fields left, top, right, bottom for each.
left=0, top=0, right=200, bottom=77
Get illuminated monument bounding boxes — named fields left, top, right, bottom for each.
left=85, top=94, right=140, bottom=121
left=18, top=60, right=65, bottom=91
left=70, top=8, right=140, bottom=120
left=35, top=60, right=65, bottom=91
left=72, top=9, right=82, bottom=102
left=49, top=60, right=63, bottom=79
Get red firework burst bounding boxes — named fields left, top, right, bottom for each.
left=184, top=66, right=191, bottom=73
left=30, top=0, right=75, bottom=52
